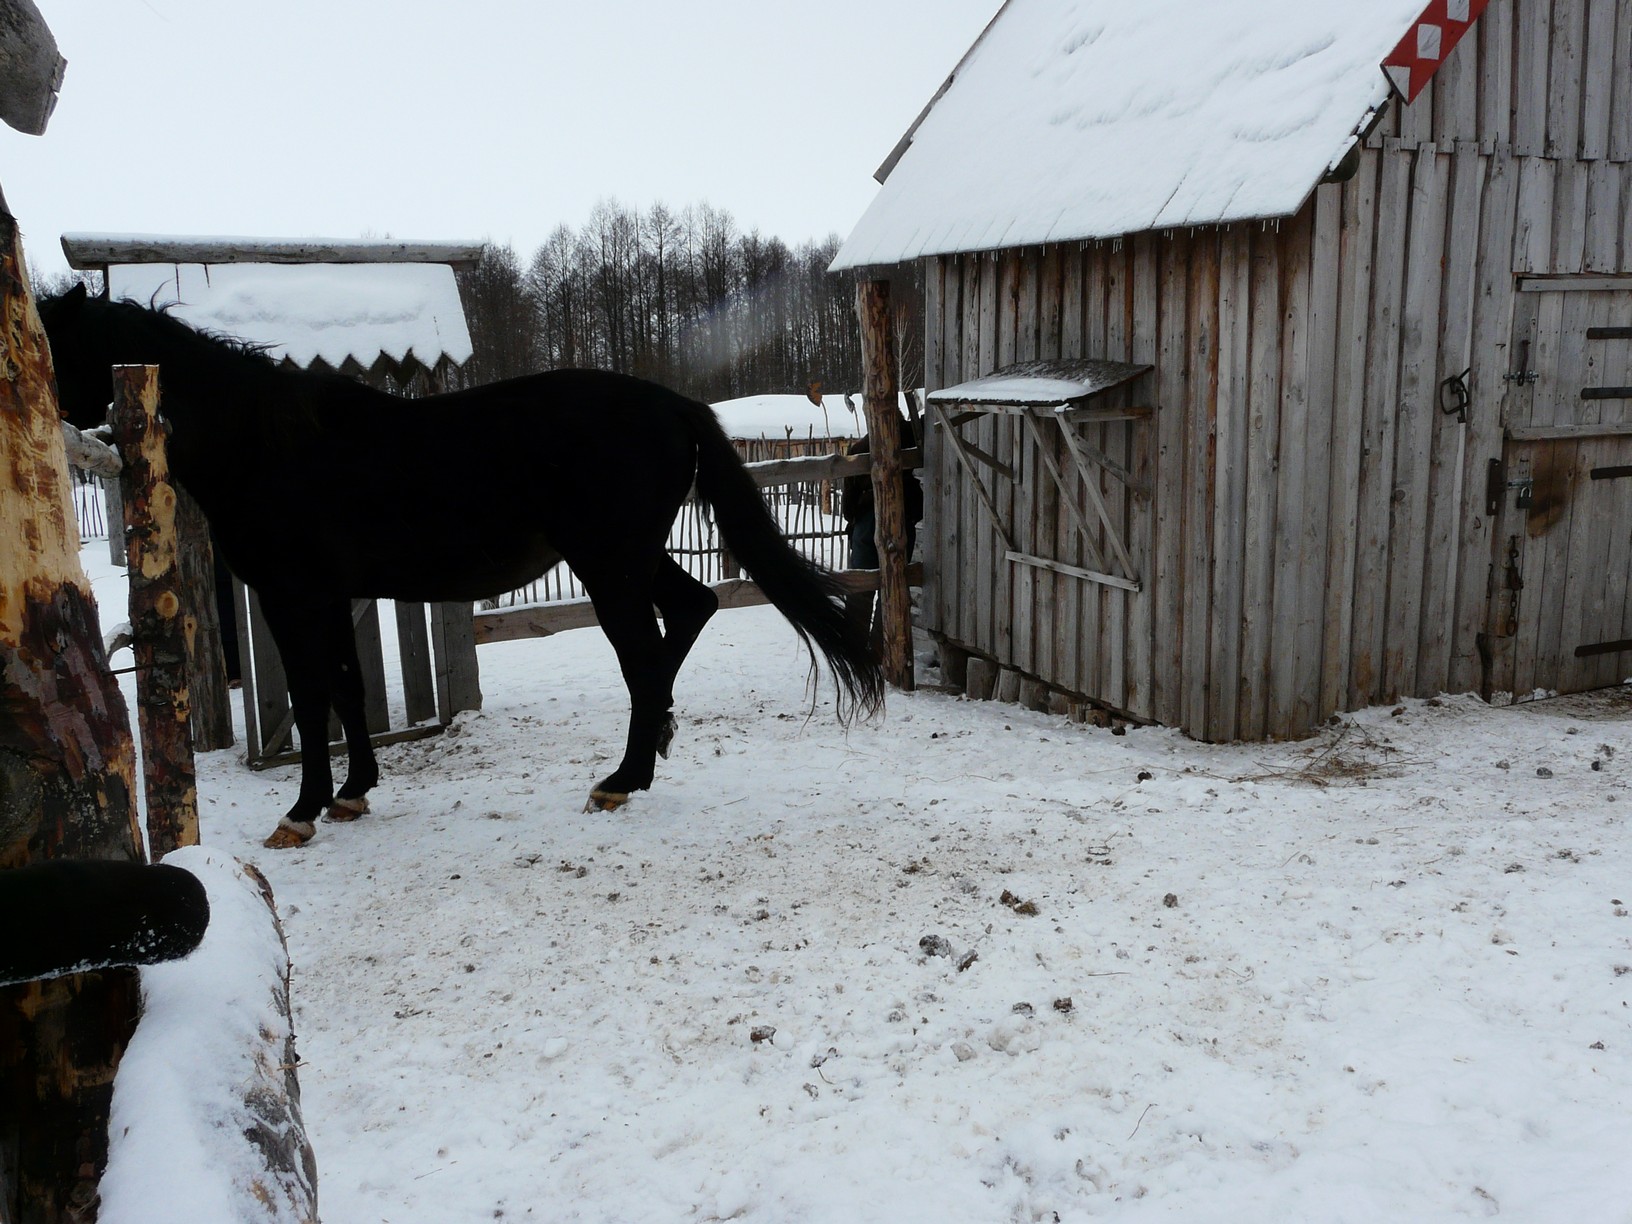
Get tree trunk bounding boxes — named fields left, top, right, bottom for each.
left=855, top=279, right=915, bottom=692
left=0, top=202, right=144, bottom=1223
left=111, top=366, right=199, bottom=859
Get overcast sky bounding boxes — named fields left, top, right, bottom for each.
left=3, top=1, right=999, bottom=282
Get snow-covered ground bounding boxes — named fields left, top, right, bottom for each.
left=83, top=548, right=1632, bottom=1223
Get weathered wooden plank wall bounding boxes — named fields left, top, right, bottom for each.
left=921, top=0, right=1632, bottom=739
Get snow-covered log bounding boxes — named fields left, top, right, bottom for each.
left=100, top=848, right=318, bottom=1224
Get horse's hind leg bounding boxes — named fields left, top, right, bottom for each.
left=651, top=555, right=718, bottom=758
left=576, top=565, right=670, bottom=810
left=326, top=600, right=378, bottom=821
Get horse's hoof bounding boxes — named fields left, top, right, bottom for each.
left=585, top=790, right=629, bottom=813
left=263, top=818, right=315, bottom=850
left=325, top=796, right=370, bottom=823
left=656, top=716, right=678, bottom=760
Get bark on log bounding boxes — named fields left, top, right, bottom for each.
left=110, top=367, right=199, bottom=859
left=0, top=0, right=65, bottom=137
left=0, top=199, right=144, bottom=1224
left=855, top=280, right=914, bottom=691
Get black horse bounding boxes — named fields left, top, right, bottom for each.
left=39, top=285, right=882, bottom=848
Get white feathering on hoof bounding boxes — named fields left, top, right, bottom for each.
left=325, top=796, right=370, bottom=823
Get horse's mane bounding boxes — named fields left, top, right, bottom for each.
left=86, top=295, right=380, bottom=443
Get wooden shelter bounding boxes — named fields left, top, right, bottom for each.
left=834, top=0, right=1632, bottom=739
left=63, top=235, right=485, bottom=766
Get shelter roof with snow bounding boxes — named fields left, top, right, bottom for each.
left=62, top=235, right=479, bottom=382
left=831, top=0, right=1437, bottom=269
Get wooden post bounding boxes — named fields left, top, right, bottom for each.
left=856, top=279, right=915, bottom=691
left=172, top=487, right=233, bottom=750
left=0, top=198, right=145, bottom=1224
left=111, top=365, right=200, bottom=859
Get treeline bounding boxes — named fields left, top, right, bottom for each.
left=457, top=199, right=920, bottom=403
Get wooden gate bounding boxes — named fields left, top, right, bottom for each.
left=1487, top=278, right=1632, bottom=701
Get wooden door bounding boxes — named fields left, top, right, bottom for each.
left=1488, top=281, right=1632, bottom=700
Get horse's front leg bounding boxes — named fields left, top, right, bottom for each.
left=258, top=593, right=352, bottom=848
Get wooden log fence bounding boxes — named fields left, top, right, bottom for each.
left=472, top=447, right=922, bottom=645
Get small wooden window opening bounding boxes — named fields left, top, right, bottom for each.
left=927, top=359, right=1154, bottom=593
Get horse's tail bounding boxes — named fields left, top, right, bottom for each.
left=683, top=399, right=885, bottom=723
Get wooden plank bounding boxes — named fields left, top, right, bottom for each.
left=1293, top=192, right=1340, bottom=734
left=1546, top=0, right=1585, bottom=159
left=1012, top=253, right=1041, bottom=677
left=1580, top=0, right=1619, bottom=159
left=1614, top=0, right=1632, bottom=161
left=1384, top=145, right=1449, bottom=700
left=1456, top=150, right=1523, bottom=699
left=993, top=254, right=1021, bottom=669
left=1153, top=232, right=1188, bottom=728
left=1268, top=210, right=1313, bottom=738
left=1238, top=225, right=1282, bottom=740
left=1418, top=145, right=1487, bottom=695
left=1584, top=161, right=1623, bottom=274
left=1512, top=0, right=1553, bottom=156
left=62, top=235, right=484, bottom=271
left=1033, top=246, right=1064, bottom=689
left=1323, top=149, right=1378, bottom=718
left=1126, top=236, right=1158, bottom=722
left=1182, top=231, right=1220, bottom=738
left=1208, top=227, right=1252, bottom=740
left=246, top=585, right=291, bottom=758
left=921, top=256, right=946, bottom=640
left=1512, top=158, right=1557, bottom=274
left=394, top=601, right=436, bottom=724
left=976, top=255, right=1000, bottom=661
left=1351, top=146, right=1413, bottom=707
left=1007, top=551, right=1139, bottom=592
left=1478, top=0, right=1515, bottom=150
left=1558, top=299, right=1605, bottom=692
left=1080, top=244, right=1107, bottom=701
left=431, top=601, right=482, bottom=722
left=1518, top=275, right=1632, bottom=292
left=1102, top=246, right=1131, bottom=713
left=1550, top=158, right=1591, bottom=274
left=1057, top=246, right=1086, bottom=705
left=1432, top=13, right=1479, bottom=147
left=351, top=599, right=391, bottom=736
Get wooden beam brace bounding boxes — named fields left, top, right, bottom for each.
left=929, top=399, right=1017, bottom=552
left=1006, top=550, right=1141, bottom=593
left=1019, top=412, right=1111, bottom=573
left=1053, top=416, right=1140, bottom=579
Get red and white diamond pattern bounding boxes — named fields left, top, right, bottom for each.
left=1382, top=0, right=1490, bottom=103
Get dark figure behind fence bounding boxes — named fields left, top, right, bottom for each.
left=841, top=407, right=923, bottom=642
left=39, top=286, right=884, bottom=849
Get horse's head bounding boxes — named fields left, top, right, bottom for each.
left=37, top=282, right=114, bottom=429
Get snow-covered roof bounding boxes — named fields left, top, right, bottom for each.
left=104, top=261, right=473, bottom=373
left=711, top=394, right=867, bottom=441
left=832, top=0, right=1434, bottom=269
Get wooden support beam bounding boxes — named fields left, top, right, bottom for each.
left=62, top=234, right=484, bottom=272
left=0, top=0, right=65, bottom=137
left=857, top=279, right=915, bottom=692
left=112, top=365, right=199, bottom=859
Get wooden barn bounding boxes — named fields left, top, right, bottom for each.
left=833, top=0, right=1632, bottom=740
